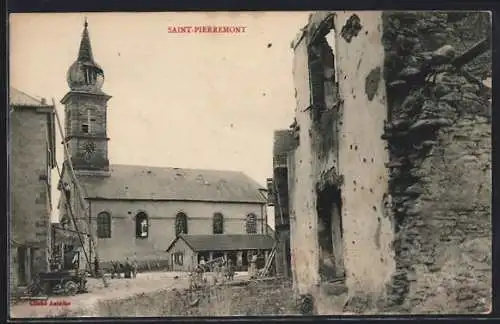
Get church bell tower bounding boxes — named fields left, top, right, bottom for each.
left=61, top=19, right=111, bottom=175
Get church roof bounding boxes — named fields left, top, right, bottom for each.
left=166, top=234, right=274, bottom=252
left=76, top=164, right=267, bottom=203
left=9, top=87, right=50, bottom=107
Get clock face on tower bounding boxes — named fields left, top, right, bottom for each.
left=83, top=141, right=96, bottom=160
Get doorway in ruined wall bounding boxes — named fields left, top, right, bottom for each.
left=317, top=185, right=345, bottom=281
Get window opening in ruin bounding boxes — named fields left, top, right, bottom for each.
left=317, top=185, right=345, bottom=281
left=97, top=212, right=111, bottom=238
left=309, top=43, right=326, bottom=111
left=213, top=212, right=224, bottom=234
left=175, top=212, right=188, bottom=236
left=245, top=213, right=258, bottom=234
left=308, top=20, right=337, bottom=122
left=135, top=212, right=149, bottom=238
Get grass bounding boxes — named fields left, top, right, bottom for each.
left=59, top=279, right=300, bottom=317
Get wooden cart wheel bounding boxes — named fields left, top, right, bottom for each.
left=64, top=280, right=78, bottom=296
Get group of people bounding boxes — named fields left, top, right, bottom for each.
left=190, top=257, right=235, bottom=287
left=109, top=258, right=138, bottom=279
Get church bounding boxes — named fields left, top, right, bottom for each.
left=56, top=20, right=271, bottom=272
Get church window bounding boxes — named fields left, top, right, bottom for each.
left=175, top=212, right=188, bottom=236
left=245, top=213, right=257, bottom=234
left=97, top=212, right=111, bottom=238
left=213, top=213, right=224, bottom=234
left=135, top=212, right=149, bottom=238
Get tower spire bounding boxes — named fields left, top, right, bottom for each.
left=78, top=17, right=94, bottom=62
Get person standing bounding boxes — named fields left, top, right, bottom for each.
left=131, top=258, right=138, bottom=279
left=199, top=256, right=206, bottom=270
left=227, top=259, right=234, bottom=281
left=71, top=248, right=80, bottom=270
left=124, top=257, right=132, bottom=279
left=94, top=257, right=100, bottom=277
left=249, top=252, right=258, bottom=277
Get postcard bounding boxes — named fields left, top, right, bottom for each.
left=8, top=11, right=492, bottom=318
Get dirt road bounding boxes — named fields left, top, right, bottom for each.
left=10, top=271, right=195, bottom=318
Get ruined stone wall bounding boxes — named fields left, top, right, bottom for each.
left=289, top=12, right=396, bottom=309
left=381, top=12, right=491, bottom=313
left=332, top=12, right=396, bottom=307
left=289, top=30, right=321, bottom=295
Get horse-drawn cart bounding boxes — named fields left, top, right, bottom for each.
left=28, top=270, right=88, bottom=296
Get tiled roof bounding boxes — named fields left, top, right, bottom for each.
left=9, top=87, right=49, bottom=107
left=78, top=164, right=267, bottom=203
left=273, top=130, right=294, bottom=155
left=166, top=234, right=275, bottom=252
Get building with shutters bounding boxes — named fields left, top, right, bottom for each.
left=9, top=88, right=56, bottom=289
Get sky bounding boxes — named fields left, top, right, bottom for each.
left=9, top=11, right=312, bottom=224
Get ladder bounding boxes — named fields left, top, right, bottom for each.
left=258, top=244, right=277, bottom=278
left=52, top=99, right=109, bottom=288
left=262, top=178, right=286, bottom=278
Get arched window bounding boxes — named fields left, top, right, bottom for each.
left=97, top=212, right=111, bottom=238
left=135, top=212, right=149, bottom=238
left=175, top=212, right=188, bottom=236
left=245, top=213, right=257, bottom=234
left=213, top=213, right=224, bottom=234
